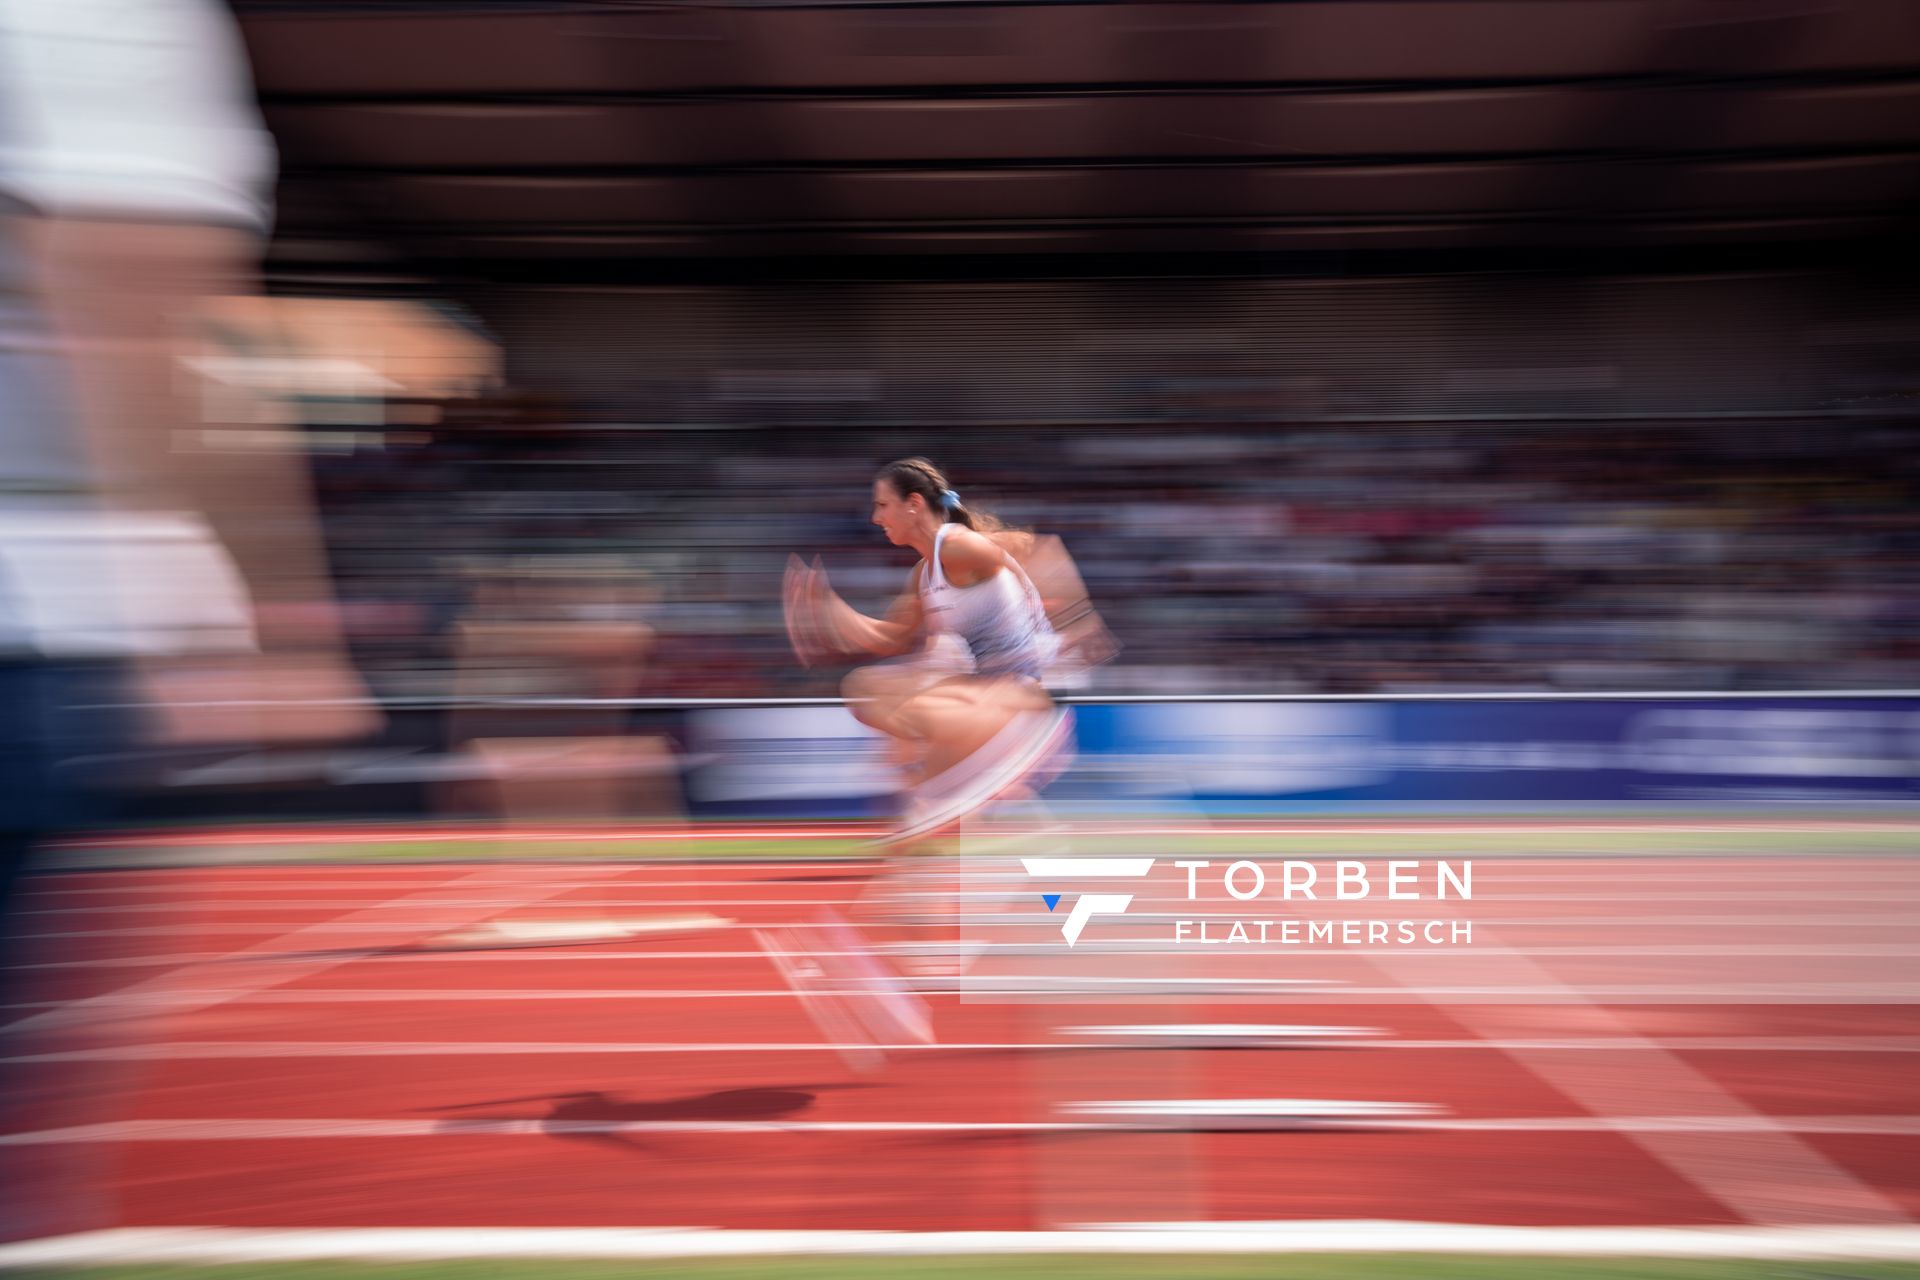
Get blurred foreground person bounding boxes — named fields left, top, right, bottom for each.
left=0, top=0, right=374, bottom=1239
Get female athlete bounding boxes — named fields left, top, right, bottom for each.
left=764, top=458, right=1109, bottom=1059
left=784, top=456, right=1100, bottom=841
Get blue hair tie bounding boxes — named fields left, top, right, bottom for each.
left=940, top=489, right=961, bottom=510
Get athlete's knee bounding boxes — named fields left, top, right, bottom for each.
left=842, top=667, right=899, bottom=730
left=842, top=665, right=877, bottom=703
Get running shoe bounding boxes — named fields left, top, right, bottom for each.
left=811, top=908, right=936, bottom=1045
left=753, top=925, right=885, bottom=1073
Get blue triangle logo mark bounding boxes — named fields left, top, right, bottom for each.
left=1042, top=894, right=1061, bottom=911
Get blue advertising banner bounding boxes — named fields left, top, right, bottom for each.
left=685, top=698, right=1920, bottom=815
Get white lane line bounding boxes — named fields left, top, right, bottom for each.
left=12, top=1222, right=1920, bottom=1266
left=17, top=983, right=1920, bottom=1005
left=55, top=820, right=1920, bottom=846
left=0, top=1040, right=1130, bottom=1061
left=24, top=890, right=1920, bottom=913
left=33, top=869, right=855, bottom=884
left=38, top=848, right=1920, bottom=874
left=57, top=828, right=872, bottom=848
left=19, top=915, right=1920, bottom=939
left=30, top=940, right=1920, bottom=959
left=29, top=871, right=1920, bottom=899
left=22, top=902, right=814, bottom=917
left=5, top=1115, right=1920, bottom=1145
left=12, top=1035, right=1920, bottom=1061
left=2, top=977, right=1332, bottom=1007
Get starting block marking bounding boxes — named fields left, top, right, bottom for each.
left=1059, top=1097, right=1444, bottom=1128
left=421, top=913, right=732, bottom=951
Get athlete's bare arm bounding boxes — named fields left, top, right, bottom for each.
left=783, top=555, right=925, bottom=664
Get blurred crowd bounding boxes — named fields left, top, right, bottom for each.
left=313, top=416, right=1918, bottom=700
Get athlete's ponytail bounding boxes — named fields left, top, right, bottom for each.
left=876, top=457, right=1006, bottom=533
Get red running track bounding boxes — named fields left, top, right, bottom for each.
left=4, top=853, right=1919, bottom=1236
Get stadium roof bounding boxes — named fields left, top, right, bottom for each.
left=239, top=0, right=1920, bottom=277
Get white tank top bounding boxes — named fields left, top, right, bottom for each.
left=919, top=523, right=1058, bottom=679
